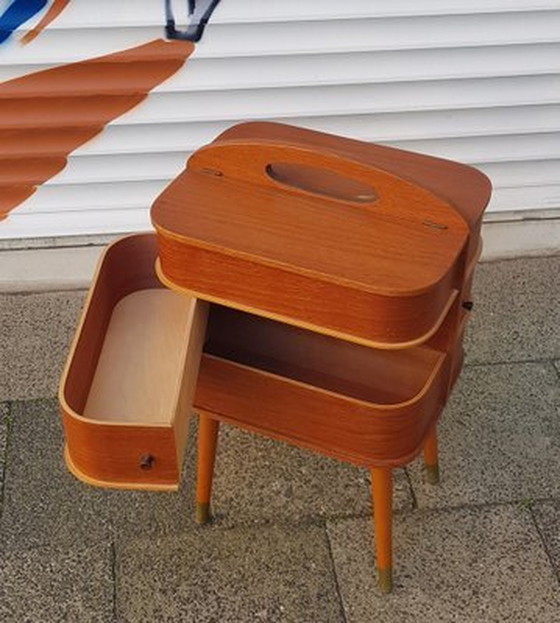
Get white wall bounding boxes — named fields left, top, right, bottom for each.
left=1, top=0, right=560, bottom=240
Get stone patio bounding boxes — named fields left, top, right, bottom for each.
left=0, top=254, right=559, bottom=622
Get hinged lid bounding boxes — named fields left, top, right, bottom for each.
left=152, top=122, right=491, bottom=347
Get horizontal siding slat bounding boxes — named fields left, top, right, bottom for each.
left=1, top=208, right=151, bottom=238
left=389, top=133, right=560, bottom=164
left=70, top=106, right=560, bottom=156
left=156, top=43, right=560, bottom=91
left=3, top=43, right=560, bottom=91
left=7, top=76, right=559, bottom=130
left=4, top=11, right=560, bottom=65
left=103, top=76, right=560, bottom=125
left=476, top=160, right=560, bottom=187
left=15, top=174, right=560, bottom=215
left=14, top=180, right=167, bottom=211
left=10, top=177, right=560, bottom=226
left=490, top=184, right=560, bottom=211
left=39, top=153, right=188, bottom=185
left=17, top=0, right=560, bottom=29
left=194, top=12, right=560, bottom=58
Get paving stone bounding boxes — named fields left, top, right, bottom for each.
left=116, top=522, right=344, bottom=623
left=206, top=424, right=412, bottom=527
left=0, top=290, right=86, bottom=401
left=0, top=542, right=113, bottom=623
left=465, top=255, right=560, bottom=364
left=327, top=505, right=560, bottom=623
left=0, top=399, right=111, bottom=552
left=105, top=419, right=199, bottom=540
left=408, top=362, right=560, bottom=509
left=0, top=403, right=9, bottom=504
left=532, top=501, right=560, bottom=579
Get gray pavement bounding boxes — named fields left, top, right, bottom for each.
left=0, top=254, right=559, bottom=622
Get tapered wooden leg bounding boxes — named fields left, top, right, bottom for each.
left=196, top=413, right=220, bottom=525
left=371, top=467, right=393, bottom=594
left=423, top=425, right=440, bottom=485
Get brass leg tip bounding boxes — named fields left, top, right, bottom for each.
left=378, top=568, right=393, bottom=594
left=196, top=502, right=211, bottom=525
left=425, top=463, right=440, bottom=485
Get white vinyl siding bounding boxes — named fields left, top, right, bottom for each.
left=1, top=0, right=559, bottom=238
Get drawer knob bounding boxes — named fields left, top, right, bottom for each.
left=140, top=454, right=155, bottom=470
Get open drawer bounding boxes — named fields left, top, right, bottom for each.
left=59, top=234, right=208, bottom=490
left=195, top=306, right=450, bottom=467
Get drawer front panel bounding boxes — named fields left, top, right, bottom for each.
left=62, top=414, right=179, bottom=488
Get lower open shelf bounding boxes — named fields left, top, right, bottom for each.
left=196, top=306, right=450, bottom=466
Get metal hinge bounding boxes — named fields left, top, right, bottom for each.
left=164, top=0, right=222, bottom=42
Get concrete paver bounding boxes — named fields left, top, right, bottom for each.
left=0, top=399, right=111, bottom=552
left=327, top=505, right=560, bottom=623
left=208, top=425, right=412, bottom=526
left=0, top=290, right=85, bottom=402
left=532, top=501, right=560, bottom=579
left=0, top=403, right=8, bottom=506
left=465, top=255, right=560, bottom=364
left=116, top=523, right=345, bottom=623
left=105, top=422, right=200, bottom=540
left=408, top=362, right=560, bottom=508
left=0, top=542, right=113, bottom=623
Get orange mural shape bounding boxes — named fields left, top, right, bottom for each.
left=20, top=0, right=71, bottom=45
left=0, top=38, right=195, bottom=220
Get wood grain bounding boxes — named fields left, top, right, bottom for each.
left=156, top=242, right=459, bottom=349
left=195, top=307, right=449, bottom=467
left=59, top=233, right=207, bottom=488
left=152, top=121, right=478, bottom=346
left=83, top=289, right=193, bottom=424
left=372, top=467, right=393, bottom=593
left=213, top=122, right=491, bottom=264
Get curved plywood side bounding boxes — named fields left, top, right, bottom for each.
left=193, top=306, right=450, bottom=467
left=59, top=233, right=207, bottom=488
left=195, top=351, right=449, bottom=468
left=156, top=256, right=459, bottom=351
left=62, top=426, right=179, bottom=491
left=152, top=121, right=476, bottom=347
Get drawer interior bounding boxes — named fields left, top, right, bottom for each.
left=205, top=306, right=444, bottom=405
left=63, top=234, right=198, bottom=426
left=83, top=289, right=194, bottom=424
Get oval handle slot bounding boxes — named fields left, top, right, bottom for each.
left=265, top=162, right=378, bottom=204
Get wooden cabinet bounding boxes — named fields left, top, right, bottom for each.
left=61, top=122, right=490, bottom=592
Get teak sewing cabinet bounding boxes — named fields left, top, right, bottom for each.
left=60, top=122, right=491, bottom=593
